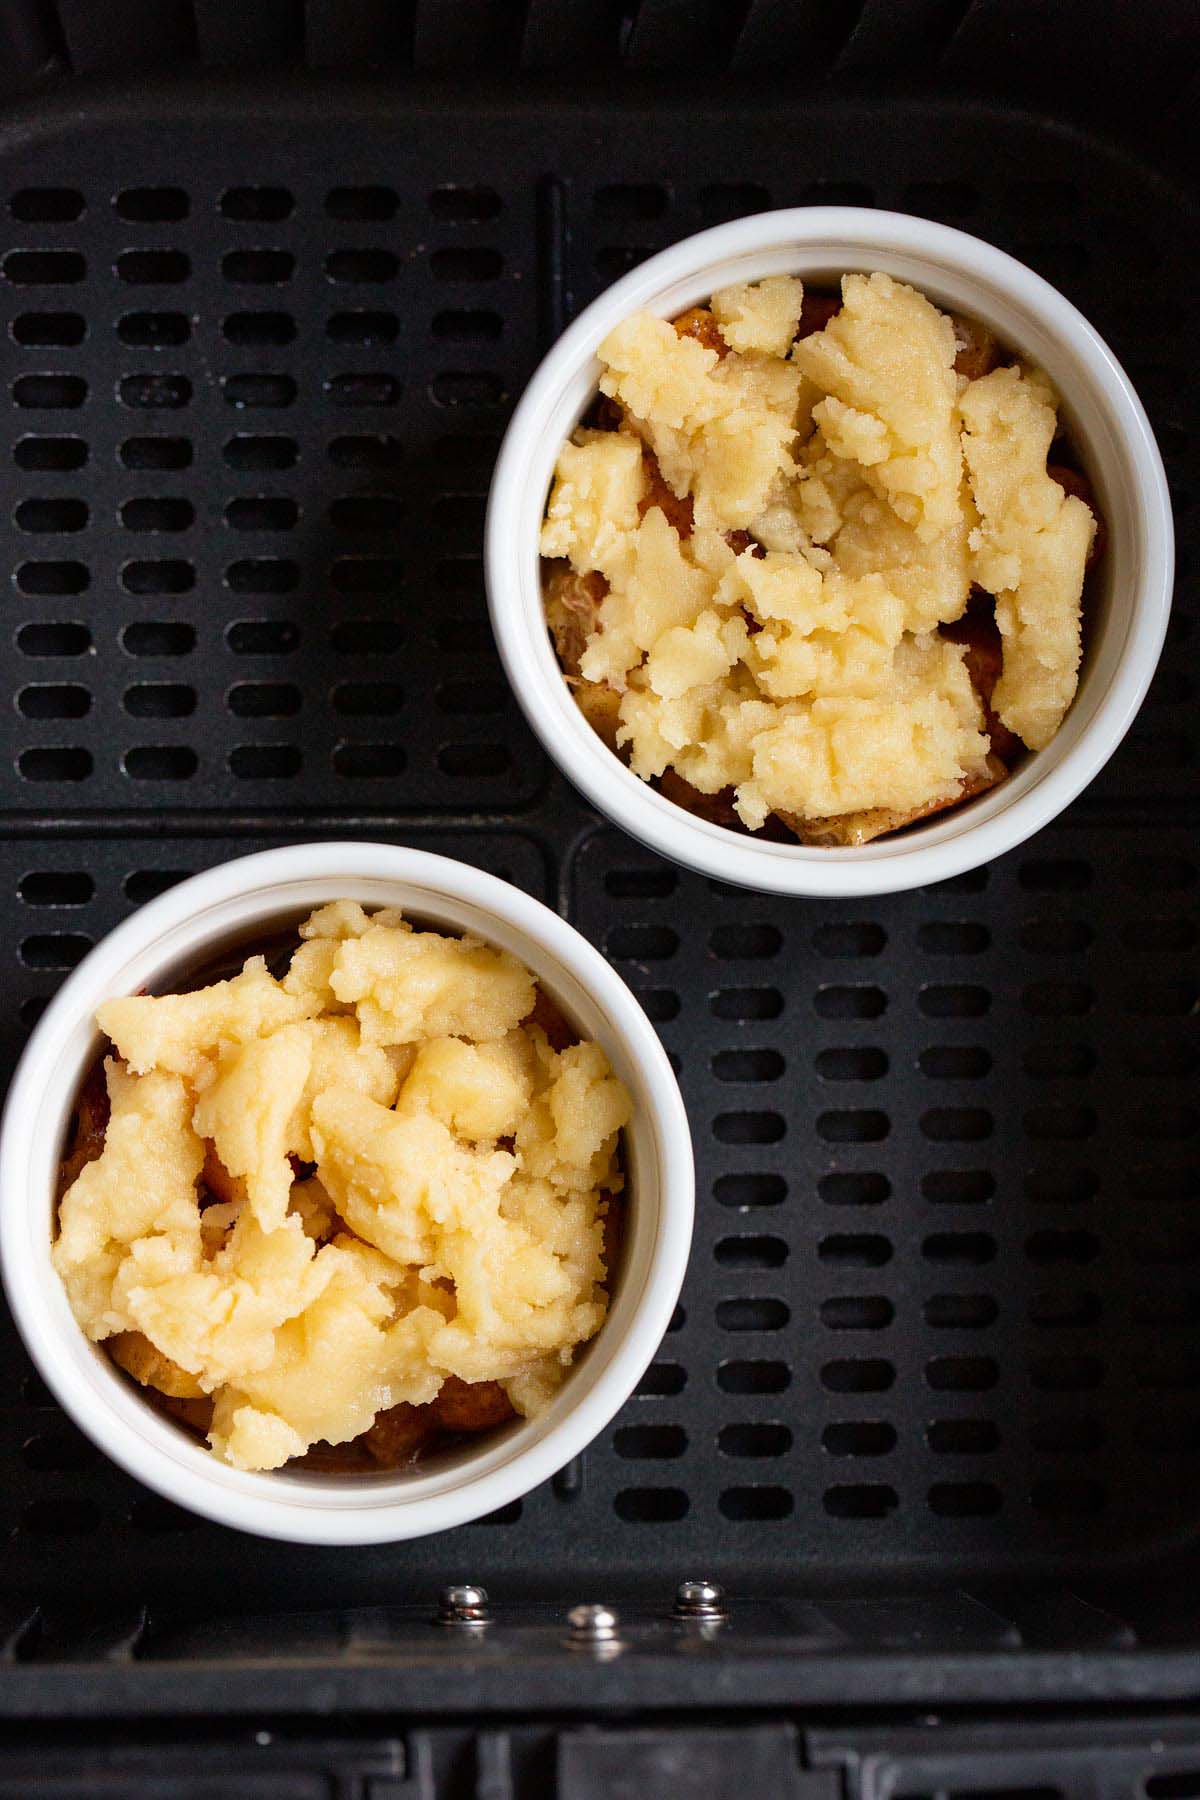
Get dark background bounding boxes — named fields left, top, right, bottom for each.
left=0, top=2, right=1196, bottom=1787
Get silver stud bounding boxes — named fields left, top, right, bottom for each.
left=673, top=1578, right=728, bottom=1622
left=435, top=1583, right=491, bottom=1627
left=565, top=1602, right=624, bottom=1651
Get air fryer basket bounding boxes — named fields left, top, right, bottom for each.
left=0, top=0, right=1198, bottom=1744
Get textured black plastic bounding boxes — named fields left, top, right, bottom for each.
left=2, top=1715, right=1198, bottom=1798
left=0, top=65, right=1197, bottom=1713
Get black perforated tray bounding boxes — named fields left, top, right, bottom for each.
left=0, top=67, right=1197, bottom=1719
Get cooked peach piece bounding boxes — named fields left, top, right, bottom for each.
left=59, top=1060, right=109, bottom=1190
left=529, top=985, right=578, bottom=1052
left=110, top=1329, right=206, bottom=1399
left=157, top=1393, right=215, bottom=1438
left=545, top=564, right=608, bottom=677
left=1048, top=462, right=1106, bottom=566
left=584, top=393, right=625, bottom=433
left=951, top=311, right=1000, bottom=380
left=361, top=1402, right=437, bottom=1468
left=544, top=566, right=624, bottom=752
left=639, top=448, right=695, bottom=537
left=796, top=292, right=840, bottom=339
left=672, top=306, right=728, bottom=356
left=784, top=753, right=1008, bottom=847
left=940, top=609, right=1024, bottom=764
left=200, top=1138, right=244, bottom=1206
left=431, top=1376, right=516, bottom=1434
left=575, top=675, right=623, bottom=753
left=653, top=768, right=743, bottom=830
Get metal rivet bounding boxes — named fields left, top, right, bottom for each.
left=565, top=1602, right=624, bottom=1651
left=435, top=1583, right=491, bottom=1627
left=673, top=1579, right=728, bottom=1622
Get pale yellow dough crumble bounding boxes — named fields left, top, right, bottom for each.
left=53, top=903, right=632, bottom=1471
left=540, top=271, right=1097, bottom=832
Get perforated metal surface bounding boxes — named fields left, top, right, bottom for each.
left=0, top=82, right=1197, bottom=1634
left=575, top=824, right=1200, bottom=1561
left=0, top=100, right=1194, bottom=818
left=1, top=152, right=541, bottom=810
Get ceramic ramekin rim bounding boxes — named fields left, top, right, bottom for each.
left=485, top=206, right=1174, bottom=897
left=0, top=842, right=694, bottom=1544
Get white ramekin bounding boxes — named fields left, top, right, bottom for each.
left=0, top=843, right=693, bottom=1545
left=486, top=207, right=1174, bottom=896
